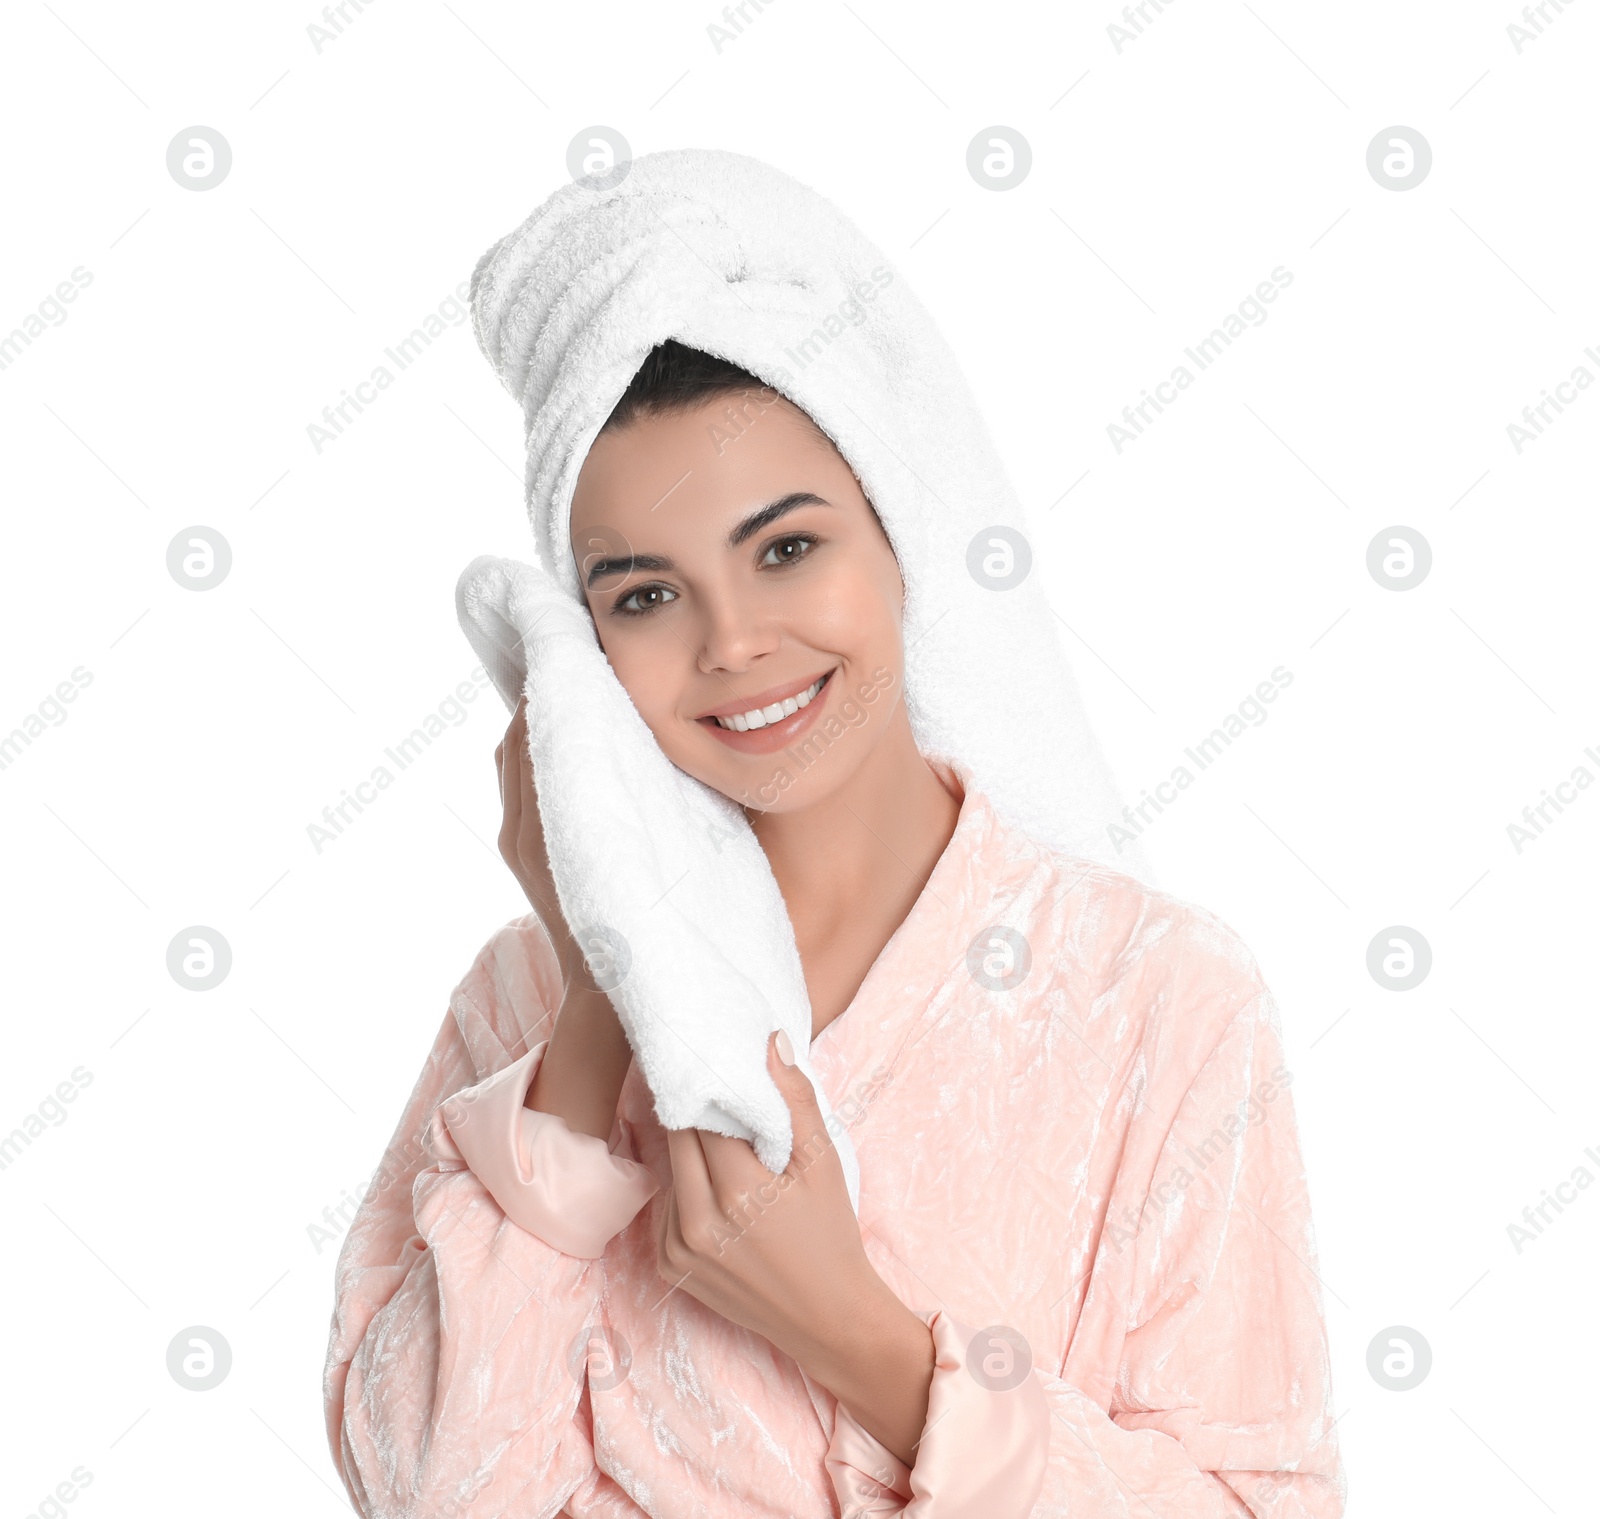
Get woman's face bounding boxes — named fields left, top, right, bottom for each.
left=568, top=390, right=908, bottom=813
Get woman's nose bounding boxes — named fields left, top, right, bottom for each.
left=694, top=589, right=781, bottom=674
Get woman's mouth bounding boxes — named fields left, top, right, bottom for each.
left=710, top=673, right=829, bottom=732
left=696, top=670, right=836, bottom=755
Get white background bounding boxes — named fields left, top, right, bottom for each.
left=1, top=2, right=1595, bottom=1515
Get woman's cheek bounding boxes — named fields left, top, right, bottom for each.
left=622, top=643, right=693, bottom=752
left=597, top=639, right=648, bottom=710
left=801, top=568, right=895, bottom=652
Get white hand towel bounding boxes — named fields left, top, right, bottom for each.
left=457, top=550, right=859, bottom=1206
left=460, top=147, right=1154, bottom=1206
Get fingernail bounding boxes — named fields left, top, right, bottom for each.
left=775, top=1028, right=795, bottom=1066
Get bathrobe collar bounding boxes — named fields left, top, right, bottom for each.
left=811, top=754, right=1050, bottom=1104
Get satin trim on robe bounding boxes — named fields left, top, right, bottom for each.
left=426, top=1039, right=660, bottom=1260
left=826, top=1308, right=1049, bottom=1515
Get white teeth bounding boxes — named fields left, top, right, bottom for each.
left=713, top=675, right=826, bottom=731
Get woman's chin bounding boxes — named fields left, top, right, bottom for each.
left=660, top=748, right=847, bottom=817
left=734, top=745, right=869, bottom=816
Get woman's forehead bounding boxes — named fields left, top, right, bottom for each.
left=569, top=400, right=850, bottom=540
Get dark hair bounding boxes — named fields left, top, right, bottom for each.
left=600, top=339, right=831, bottom=452
left=600, top=339, right=764, bottom=433
left=598, top=339, right=892, bottom=564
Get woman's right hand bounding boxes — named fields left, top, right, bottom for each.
left=495, top=695, right=565, bottom=931
left=495, top=695, right=634, bottom=1138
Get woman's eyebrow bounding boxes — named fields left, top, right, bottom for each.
left=584, top=493, right=832, bottom=587
left=727, top=491, right=832, bottom=547
left=586, top=550, right=673, bottom=588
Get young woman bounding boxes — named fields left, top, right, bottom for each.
left=323, top=347, right=1345, bottom=1519
left=323, top=150, right=1345, bottom=1518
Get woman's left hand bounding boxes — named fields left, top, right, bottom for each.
left=655, top=1031, right=886, bottom=1380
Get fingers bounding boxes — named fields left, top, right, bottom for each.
left=663, top=1127, right=720, bottom=1245
left=494, top=697, right=526, bottom=795
left=656, top=1178, right=676, bottom=1263
left=665, top=1125, right=713, bottom=1196
left=765, top=1032, right=833, bottom=1165
left=497, top=701, right=524, bottom=871
left=669, top=1040, right=831, bottom=1212
left=516, top=698, right=541, bottom=856
left=766, top=1030, right=821, bottom=1114
left=693, top=1128, right=765, bottom=1193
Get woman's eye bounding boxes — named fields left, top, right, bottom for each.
left=760, top=534, right=817, bottom=567
left=613, top=584, right=678, bottom=616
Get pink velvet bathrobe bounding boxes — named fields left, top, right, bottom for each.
left=323, top=760, right=1346, bottom=1517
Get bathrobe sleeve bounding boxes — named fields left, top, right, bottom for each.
left=322, top=914, right=658, bottom=1519
left=827, top=972, right=1345, bottom=1519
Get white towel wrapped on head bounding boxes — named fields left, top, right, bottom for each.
left=459, top=147, right=1153, bottom=1208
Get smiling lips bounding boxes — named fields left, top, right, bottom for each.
left=708, top=674, right=827, bottom=732
left=697, top=669, right=836, bottom=754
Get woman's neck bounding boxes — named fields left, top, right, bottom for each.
left=747, top=713, right=961, bottom=954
